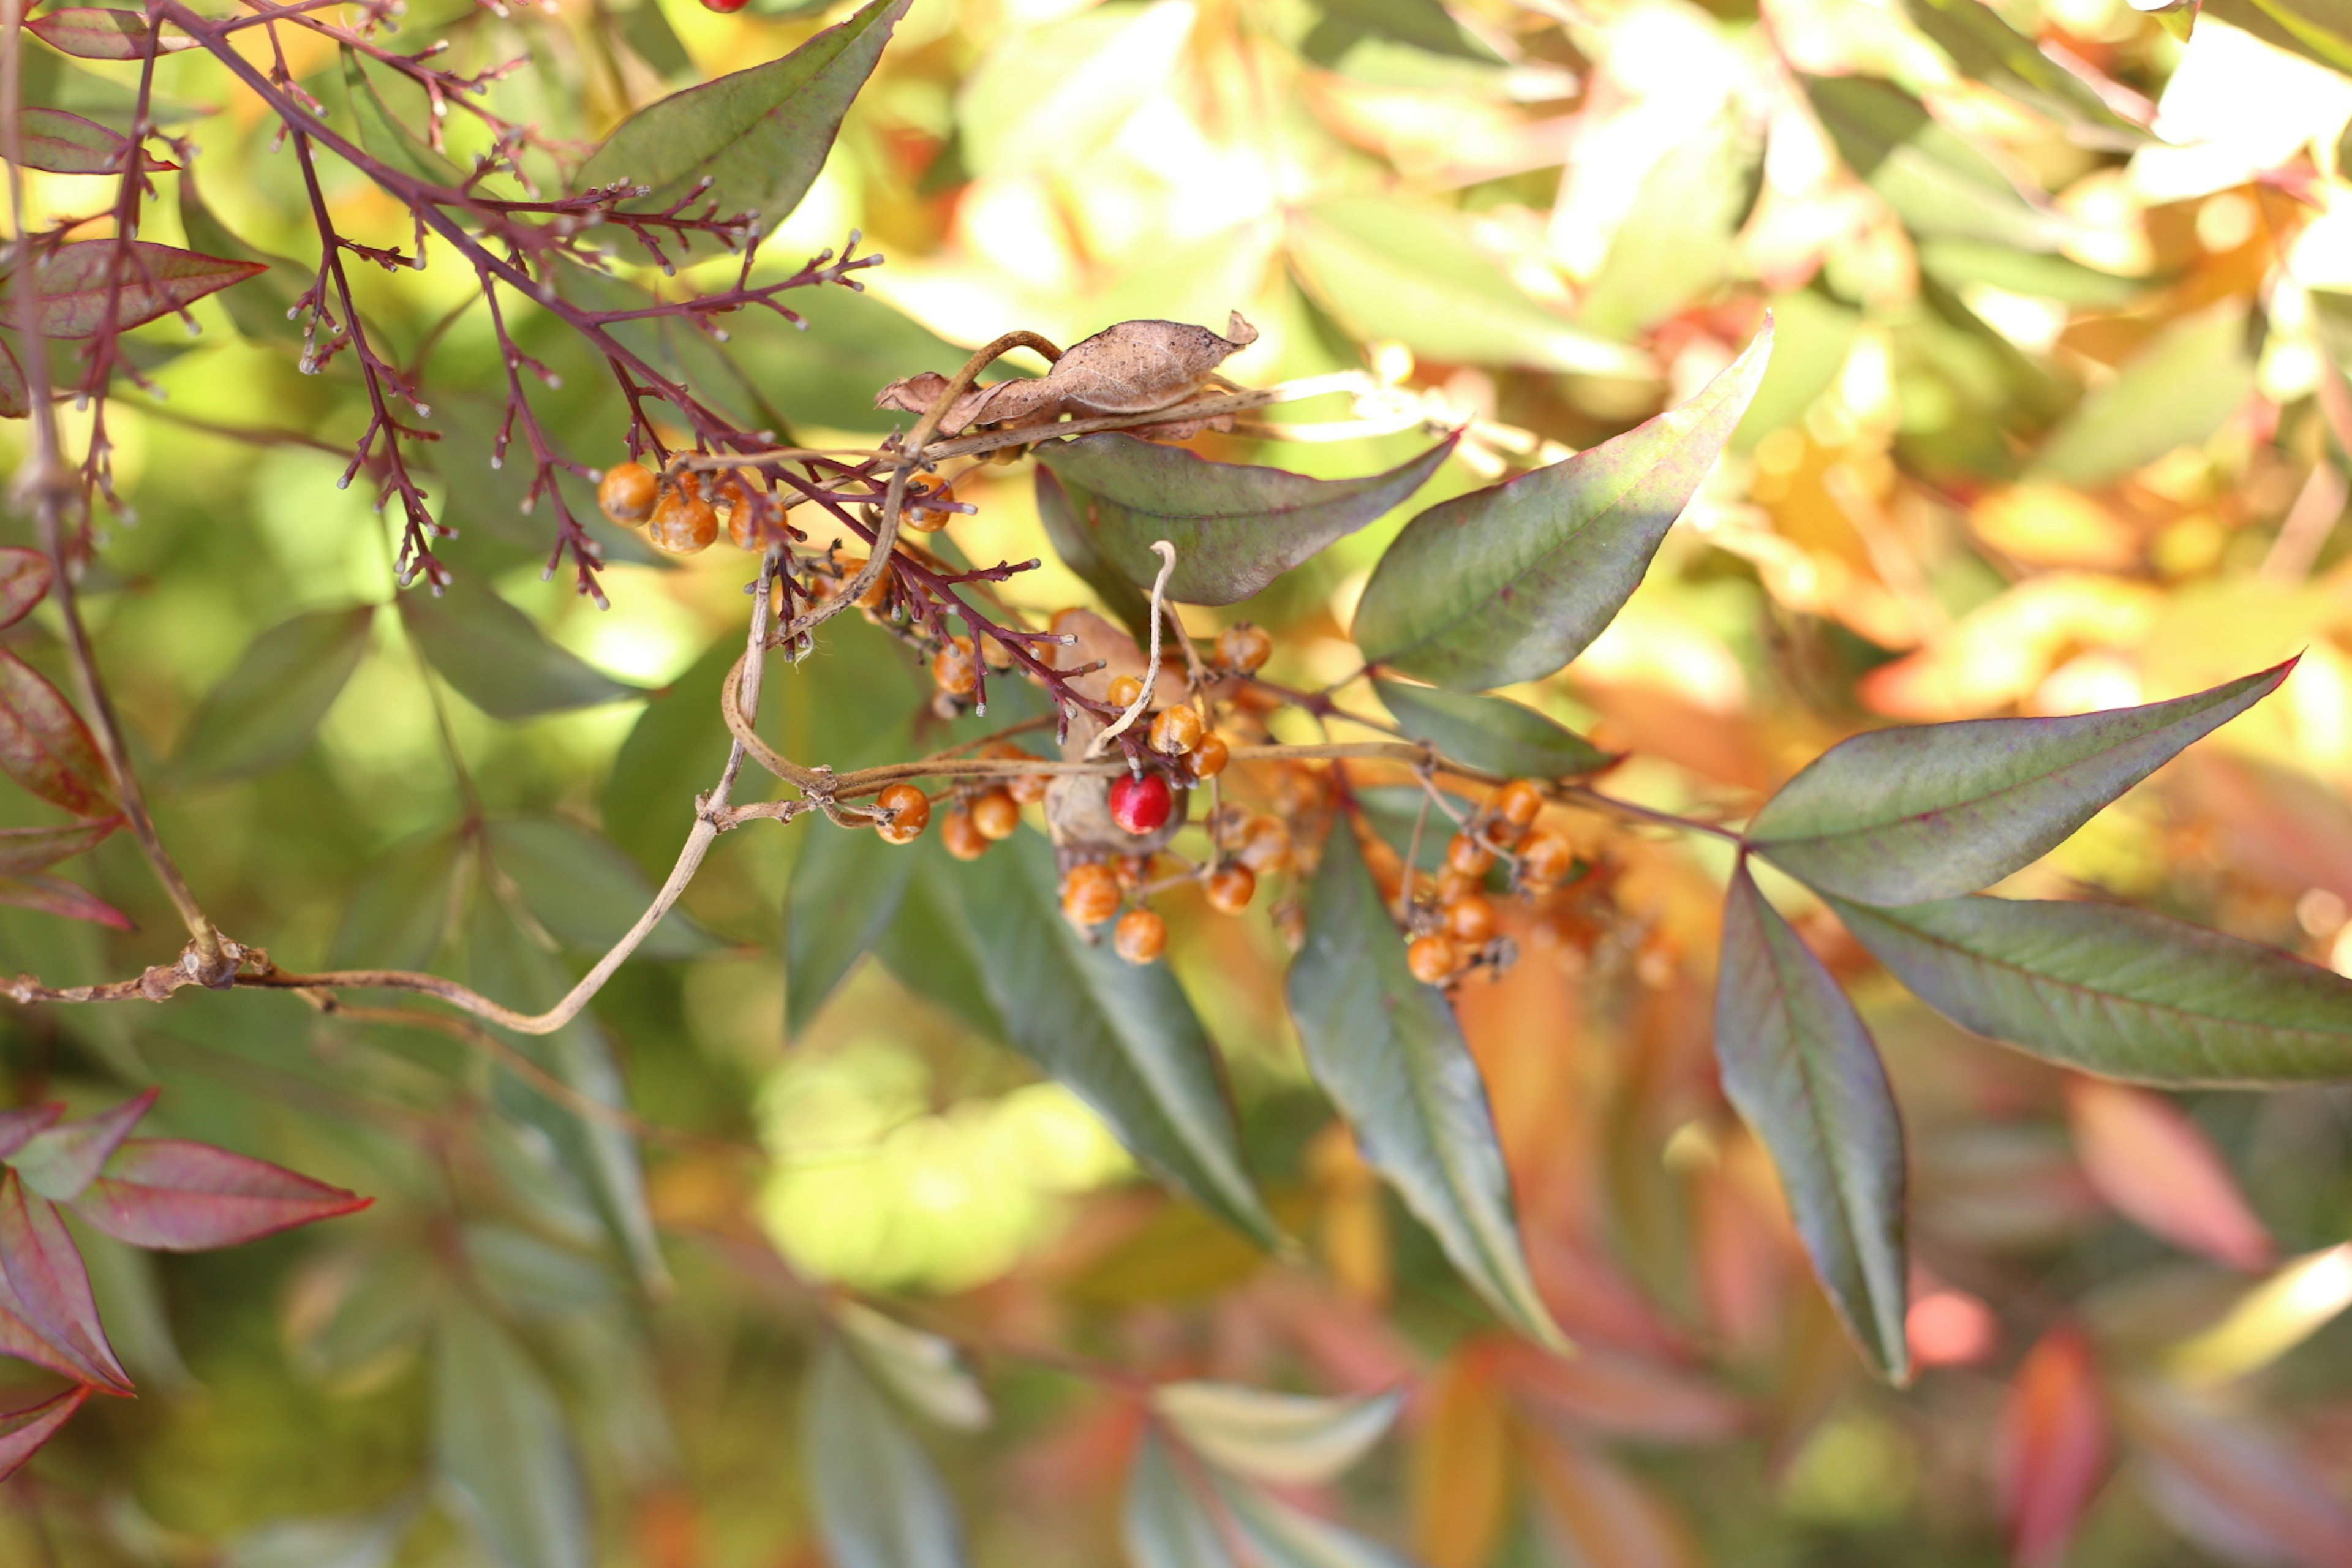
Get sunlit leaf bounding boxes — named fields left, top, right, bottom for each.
left=1292, top=0, right=1501, bottom=65
left=1210, top=1468, right=1420, bottom=1568
left=1905, top=0, right=2147, bottom=140
left=1290, top=198, right=1646, bottom=376
left=1126, top=1428, right=1240, bottom=1568
left=1354, top=322, right=1770, bottom=692
left=2168, top=1243, right=2352, bottom=1385
left=1801, top=75, right=2070, bottom=251
left=176, top=606, right=375, bottom=782
left=0, top=551, right=51, bottom=632
left=837, top=1300, right=992, bottom=1431
left=0, top=649, right=115, bottom=818
left=178, top=170, right=313, bottom=349
left=11, top=107, right=168, bottom=174
left=11, top=1088, right=155, bottom=1201
left=1287, top=829, right=1564, bottom=1348
left=434, top=1299, right=589, bottom=1568
left=959, top=1, right=1197, bottom=178
left=1715, top=862, right=1908, bottom=1381
left=2202, top=0, right=2352, bottom=75
left=0, top=1385, right=89, bottom=1485
left=339, top=49, right=466, bottom=187
left=1916, top=239, right=2143, bottom=307
left=0, top=1168, right=132, bottom=1392
left=23, top=8, right=194, bottom=58
left=1152, top=1382, right=1402, bottom=1485
left=1997, top=1325, right=2108, bottom=1568
left=401, top=578, right=643, bottom=720
left=2065, top=1079, right=2273, bottom=1268
left=0, top=239, right=265, bottom=339
left=0, top=818, right=119, bottom=876
left=1748, top=662, right=2290, bottom=907
left=71, top=1139, right=371, bottom=1251
left=730, top=284, right=1010, bottom=437
left=485, top=817, right=712, bottom=960
left=804, top=1336, right=968, bottom=1568
left=1373, top=680, right=1612, bottom=782
left=1035, top=434, right=1454, bottom=606
left=577, top=0, right=908, bottom=235
left=2029, top=304, right=2257, bottom=487
left=1575, top=115, right=1760, bottom=339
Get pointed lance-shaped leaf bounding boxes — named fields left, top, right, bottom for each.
left=1716, top=861, right=1909, bottom=1381
left=0, top=873, right=130, bottom=930
left=339, top=49, right=467, bottom=187
left=434, top=1300, right=590, bottom=1568
left=1208, top=1469, right=1420, bottom=1568
left=0, top=649, right=116, bottom=819
left=23, top=8, right=195, bottom=58
left=0, top=552, right=51, bottom=631
left=0, top=1169, right=132, bottom=1392
left=1033, top=434, right=1456, bottom=606
left=0, top=240, right=265, bottom=339
left=1373, top=680, right=1614, bottom=782
left=576, top=0, right=908, bottom=236
left=1150, top=1382, right=1403, bottom=1485
left=176, top=606, right=375, bottom=782
left=2066, top=1079, right=2274, bottom=1270
left=1286, top=827, right=1566, bottom=1349
left=11, top=1088, right=156, bottom=1201
left=785, top=813, right=918, bottom=1038
left=12, top=108, right=172, bottom=175
left=0, top=1276, right=116, bottom=1386
left=1035, top=466, right=1156, bottom=644
left=836, top=1300, right=991, bottom=1431
left=1126, top=1428, right=1242, bottom=1568
left=1352, top=321, right=1771, bottom=691
left=0, top=1384, right=90, bottom=1485
left=71, top=1140, right=372, bottom=1251
left=1999, top=1325, right=2109, bottom=1568
left=0, top=818, right=120, bottom=876
left=1827, top=892, right=2352, bottom=1085
left=400, top=578, right=644, bottom=720
left=804, top=1336, right=969, bottom=1568
left=0, top=1106, right=62, bottom=1161
left=1747, top=661, right=2292, bottom=907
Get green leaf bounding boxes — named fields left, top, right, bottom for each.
left=804, top=1337, right=968, bottom=1568
left=1575, top=115, right=1760, bottom=339
left=432, top=1300, right=588, bottom=1568
left=222, top=1505, right=413, bottom=1568
left=1150, top=1382, right=1402, bottom=1484
left=1800, top=74, right=2070, bottom=251
left=924, top=832, right=1281, bottom=1248
left=177, top=170, right=312, bottom=349
left=484, top=817, right=712, bottom=960
left=1745, top=660, right=2291, bottom=907
left=1915, top=238, right=2143, bottom=308
left=1289, top=197, right=1647, bottom=375
left=2203, top=0, right=2352, bottom=74
left=13, top=108, right=165, bottom=175
left=176, top=606, right=374, bottom=781
left=876, top=845, right=1009, bottom=1039
left=1904, top=0, right=2147, bottom=141
left=401, top=578, right=643, bottom=720
left=1830, top=893, right=2352, bottom=1085
left=1372, top=680, right=1611, bottom=781
left=1125, top=1429, right=1240, bottom=1568
left=2029, top=304, right=2257, bottom=487
left=601, top=633, right=786, bottom=876
left=1353, top=322, right=1771, bottom=691
left=339, top=49, right=466, bottom=187
left=1294, top=0, right=1502, bottom=65
left=785, top=816, right=918, bottom=1036
left=837, top=1300, right=992, bottom=1431
left=576, top=0, right=908, bottom=234
left=1286, top=829, right=1564, bottom=1347
left=1036, top=466, right=1155, bottom=643
left=728, top=285, right=1015, bottom=438
left=1207, top=1471, right=1419, bottom=1568
left=1034, top=434, right=1454, bottom=606
left=1716, top=861, right=1909, bottom=1381
left=959, top=2, right=1198, bottom=179
left=331, top=827, right=463, bottom=970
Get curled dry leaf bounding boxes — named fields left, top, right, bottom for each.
left=877, top=312, right=1258, bottom=438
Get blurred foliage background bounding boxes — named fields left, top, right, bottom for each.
left=7, top=0, right=2352, bottom=1559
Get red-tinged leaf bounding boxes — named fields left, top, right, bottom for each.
left=1999, top=1325, right=2109, bottom=1568
left=1525, top=1434, right=1706, bottom=1568
left=0, top=1385, right=89, bottom=1485
left=0, top=1105, right=62, bottom=1161
left=12, top=108, right=170, bottom=175
left=0, top=339, right=25, bottom=421
left=72, top=1139, right=371, bottom=1251
left=0, top=550, right=51, bottom=631
left=1498, top=1343, right=1749, bottom=1444
left=0, top=650, right=113, bottom=818
left=24, top=9, right=195, bottom=59
left=0, top=819, right=119, bottom=877
left=2119, top=1382, right=2352, bottom=1568
left=12, top=1090, right=155, bottom=1202
left=0, top=241, right=266, bottom=341
left=0, top=1279, right=108, bottom=1385
left=0, top=1170, right=130, bottom=1393
left=0, top=874, right=131, bottom=930
left=2065, top=1079, right=2274, bottom=1270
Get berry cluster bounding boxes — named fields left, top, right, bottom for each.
left=598, top=461, right=769, bottom=554
left=1370, top=778, right=1580, bottom=986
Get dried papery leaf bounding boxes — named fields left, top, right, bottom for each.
left=13, top=107, right=169, bottom=175
left=0, top=1384, right=89, bottom=1485
left=0, top=650, right=116, bottom=819
left=0, top=1107, right=62, bottom=1163
left=2064, top=1079, right=2274, bottom=1270
left=23, top=8, right=195, bottom=58
left=71, top=1139, right=372, bottom=1251
left=0, top=818, right=121, bottom=877
left=0, top=550, right=53, bottom=631
left=12, top=1088, right=157, bottom=1202
left=0, top=1169, right=132, bottom=1393
left=0, top=240, right=266, bottom=339
left=1998, top=1325, right=2109, bottom=1568
left=882, top=313, right=1258, bottom=437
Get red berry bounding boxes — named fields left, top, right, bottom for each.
left=702, top=0, right=750, bottom=11
left=1107, top=772, right=1172, bottom=836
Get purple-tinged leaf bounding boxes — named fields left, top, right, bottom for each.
left=0, top=549, right=52, bottom=630
left=12, top=108, right=172, bottom=175
left=12, top=1089, right=155, bottom=1202
left=0, top=340, right=25, bottom=421
left=1830, top=893, right=2352, bottom=1085
left=0, top=240, right=268, bottom=341
left=0, top=873, right=132, bottom=930
left=0, top=1277, right=110, bottom=1385
left=1035, top=434, right=1455, bottom=606
left=72, top=1139, right=372, bottom=1250
left=0, top=1384, right=90, bottom=1484
left=0, top=1104, right=63, bottom=1161
left=0, top=818, right=119, bottom=876
left=1748, top=661, right=2293, bottom=907
left=1716, top=860, right=1909, bottom=1381
left=0, top=649, right=115, bottom=818
left=0, top=1169, right=131, bottom=1393
left=24, top=9, right=195, bottom=59
left=1352, top=320, right=1771, bottom=691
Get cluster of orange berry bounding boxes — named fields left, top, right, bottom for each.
left=597, top=461, right=763, bottom=554
left=1366, top=778, right=1580, bottom=986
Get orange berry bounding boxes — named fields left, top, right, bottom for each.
left=1237, top=816, right=1293, bottom=875
left=1493, top=779, right=1545, bottom=829
left=1149, top=704, right=1204, bottom=755
left=1518, top=832, right=1575, bottom=889
left=932, top=639, right=978, bottom=698
left=1188, top=733, right=1230, bottom=780
left=597, top=461, right=658, bottom=526
left=873, top=783, right=930, bottom=845
left=1435, top=866, right=1480, bottom=905
left=1204, top=864, right=1256, bottom=914
left=1446, top=893, right=1499, bottom=944
left=1406, top=933, right=1461, bottom=986
left=826, top=556, right=891, bottom=611
left=970, top=788, right=1021, bottom=840
left=941, top=808, right=989, bottom=861
left=1061, top=862, right=1122, bottom=927
left=647, top=488, right=718, bottom=554
left=1107, top=674, right=1144, bottom=709
left=980, top=742, right=1049, bottom=804
left=1217, top=623, right=1272, bottom=673
left=1114, top=907, right=1167, bottom=965
left=1445, top=833, right=1496, bottom=878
